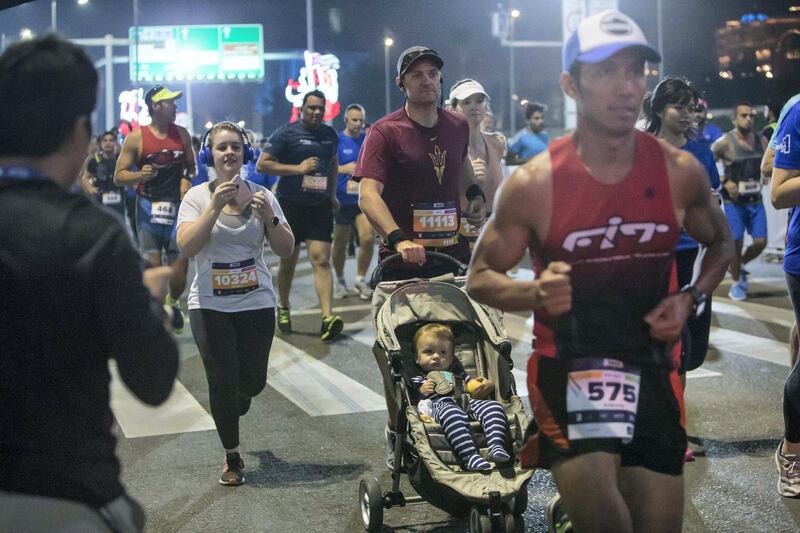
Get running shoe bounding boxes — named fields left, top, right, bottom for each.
left=219, top=452, right=245, bottom=486
left=165, top=294, right=184, bottom=334
left=333, top=279, right=350, bottom=299
left=354, top=280, right=372, bottom=301
left=728, top=282, right=747, bottom=301
left=546, top=494, right=573, bottom=533
left=740, top=268, right=750, bottom=291
left=277, top=306, right=291, bottom=333
left=321, top=315, right=343, bottom=342
left=775, top=441, right=800, bottom=497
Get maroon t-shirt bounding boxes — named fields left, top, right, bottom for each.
left=353, top=107, right=470, bottom=261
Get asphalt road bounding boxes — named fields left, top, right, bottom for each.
left=112, top=249, right=800, bottom=532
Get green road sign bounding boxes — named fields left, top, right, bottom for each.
left=129, top=24, right=264, bottom=82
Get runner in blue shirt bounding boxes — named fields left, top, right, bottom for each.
left=506, top=102, right=549, bottom=165
left=331, top=104, right=375, bottom=301
left=769, top=92, right=800, bottom=498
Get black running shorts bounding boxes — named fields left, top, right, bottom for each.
left=279, top=199, right=334, bottom=244
left=526, top=354, right=686, bottom=476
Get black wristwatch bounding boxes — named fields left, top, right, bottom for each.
left=680, top=285, right=707, bottom=317
left=271, top=216, right=280, bottom=226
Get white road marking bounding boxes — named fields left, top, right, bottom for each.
left=686, top=367, right=722, bottom=379
left=109, top=362, right=216, bottom=438
left=289, top=302, right=372, bottom=317
left=267, top=336, right=385, bottom=416
left=709, top=327, right=791, bottom=367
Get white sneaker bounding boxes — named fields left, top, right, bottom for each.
left=354, top=280, right=372, bottom=301
left=333, top=280, right=349, bottom=299
left=775, top=441, right=800, bottom=497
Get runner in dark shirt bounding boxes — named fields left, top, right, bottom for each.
left=82, top=131, right=125, bottom=219
left=257, top=90, right=343, bottom=341
left=354, top=46, right=486, bottom=281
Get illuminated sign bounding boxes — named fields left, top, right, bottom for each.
left=129, top=24, right=264, bottom=82
left=285, top=50, right=341, bottom=122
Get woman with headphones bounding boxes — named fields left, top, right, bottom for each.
left=643, top=77, right=720, bottom=463
left=176, top=121, right=294, bottom=486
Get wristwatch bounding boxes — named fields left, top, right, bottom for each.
left=271, top=216, right=280, bottom=226
left=680, top=285, right=707, bottom=318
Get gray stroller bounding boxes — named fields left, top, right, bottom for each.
left=358, top=253, right=534, bottom=532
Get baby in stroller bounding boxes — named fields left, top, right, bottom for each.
left=412, top=323, right=511, bottom=471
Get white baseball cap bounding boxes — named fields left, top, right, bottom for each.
left=562, top=10, right=661, bottom=72
left=449, top=79, right=490, bottom=103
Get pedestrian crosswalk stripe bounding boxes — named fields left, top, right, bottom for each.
left=109, top=362, right=216, bottom=438
left=290, top=303, right=372, bottom=317
left=709, top=327, right=790, bottom=367
left=267, top=336, right=385, bottom=416
left=686, top=367, right=722, bottom=379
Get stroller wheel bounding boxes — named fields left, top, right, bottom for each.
left=469, top=506, right=492, bottom=533
left=359, top=478, right=384, bottom=532
left=504, top=512, right=516, bottom=533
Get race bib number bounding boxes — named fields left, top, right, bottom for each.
left=150, top=201, right=176, bottom=225
left=566, top=358, right=640, bottom=442
left=302, top=174, right=328, bottom=193
left=412, top=201, right=459, bottom=248
left=101, top=191, right=122, bottom=205
left=211, top=258, right=259, bottom=296
left=345, top=179, right=359, bottom=195
left=459, top=218, right=482, bottom=250
left=738, top=179, right=762, bottom=195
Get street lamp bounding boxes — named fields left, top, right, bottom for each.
left=51, top=0, right=91, bottom=32
left=383, top=36, right=394, bottom=116
left=20, top=28, right=34, bottom=40
left=509, top=9, right=520, bottom=134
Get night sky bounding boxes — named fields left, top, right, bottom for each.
left=0, top=0, right=796, bottom=136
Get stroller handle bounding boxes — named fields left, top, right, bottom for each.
left=369, top=251, right=468, bottom=288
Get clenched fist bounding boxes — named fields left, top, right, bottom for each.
left=534, top=261, right=572, bottom=316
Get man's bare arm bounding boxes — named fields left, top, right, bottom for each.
left=179, top=127, right=196, bottom=179
left=466, top=160, right=559, bottom=311
left=771, top=167, right=800, bottom=210
left=678, top=153, right=734, bottom=296
left=328, top=154, right=338, bottom=201
left=256, top=151, right=316, bottom=176
left=114, top=130, right=145, bottom=186
left=762, top=146, right=776, bottom=180
left=357, top=178, right=398, bottom=238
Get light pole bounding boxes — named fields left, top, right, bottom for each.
left=51, top=0, right=90, bottom=32
left=383, top=36, right=394, bottom=116
left=306, top=0, right=314, bottom=52
left=509, top=8, right=520, bottom=134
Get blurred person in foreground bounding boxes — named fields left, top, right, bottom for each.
left=0, top=35, right=178, bottom=532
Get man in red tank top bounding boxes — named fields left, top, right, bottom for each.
left=115, top=86, right=196, bottom=333
left=467, top=10, right=732, bottom=533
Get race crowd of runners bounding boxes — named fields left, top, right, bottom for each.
left=2, top=7, right=800, bottom=532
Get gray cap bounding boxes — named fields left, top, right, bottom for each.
left=396, top=46, right=444, bottom=77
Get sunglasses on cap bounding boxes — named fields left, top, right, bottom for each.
left=398, top=48, right=443, bottom=77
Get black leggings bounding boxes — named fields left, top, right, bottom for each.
left=784, top=273, right=800, bottom=442
left=189, top=307, right=275, bottom=449
left=675, top=247, right=713, bottom=373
